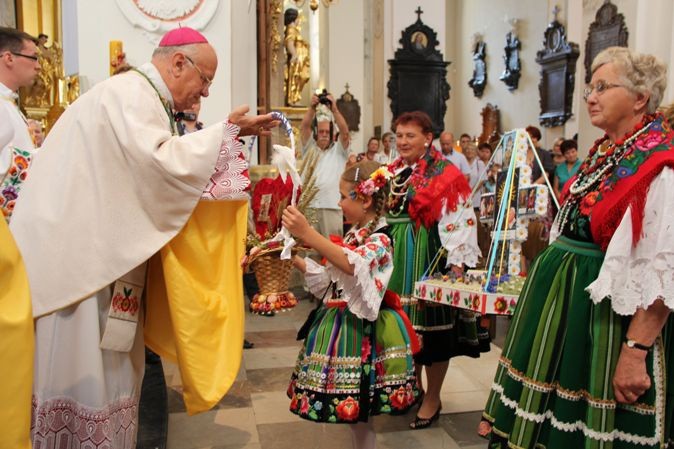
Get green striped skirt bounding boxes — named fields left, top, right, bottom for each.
left=484, top=235, right=674, bottom=449
left=288, top=302, right=419, bottom=423
left=387, top=214, right=454, bottom=331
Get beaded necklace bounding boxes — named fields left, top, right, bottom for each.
left=387, top=168, right=412, bottom=216
left=556, top=115, right=655, bottom=233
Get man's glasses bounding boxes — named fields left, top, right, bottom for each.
left=5, top=51, right=39, bottom=61
left=184, top=55, right=213, bottom=89
left=582, top=80, right=624, bottom=102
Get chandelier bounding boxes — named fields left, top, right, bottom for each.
left=292, top=0, right=339, bottom=11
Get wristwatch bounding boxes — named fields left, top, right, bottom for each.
left=625, top=338, right=653, bottom=352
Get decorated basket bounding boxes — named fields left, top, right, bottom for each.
left=248, top=247, right=298, bottom=315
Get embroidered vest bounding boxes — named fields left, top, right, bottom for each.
left=571, top=116, right=674, bottom=250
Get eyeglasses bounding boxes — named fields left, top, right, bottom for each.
left=582, top=80, right=624, bottom=102
left=184, top=55, right=213, bottom=89
left=6, top=51, right=39, bottom=61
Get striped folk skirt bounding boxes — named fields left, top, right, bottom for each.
left=388, top=215, right=490, bottom=364
left=484, top=235, right=674, bottom=449
left=288, top=302, right=419, bottom=423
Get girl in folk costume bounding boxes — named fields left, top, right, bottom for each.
left=484, top=47, right=674, bottom=448
left=283, top=160, right=420, bottom=449
left=386, top=111, right=486, bottom=430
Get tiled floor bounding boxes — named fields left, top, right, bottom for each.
left=164, top=298, right=501, bottom=449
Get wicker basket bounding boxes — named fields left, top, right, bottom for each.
left=248, top=248, right=298, bottom=315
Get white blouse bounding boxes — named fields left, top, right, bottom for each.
left=586, top=167, right=674, bottom=315
left=303, top=218, right=393, bottom=321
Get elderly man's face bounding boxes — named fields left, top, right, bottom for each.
left=171, top=44, right=217, bottom=111
left=316, top=121, right=331, bottom=149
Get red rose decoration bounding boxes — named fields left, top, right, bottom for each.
left=390, top=386, right=409, bottom=410
left=579, top=191, right=599, bottom=216
left=300, top=394, right=310, bottom=414
left=336, top=396, right=359, bottom=421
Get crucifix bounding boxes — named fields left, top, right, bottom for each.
left=415, top=6, right=423, bottom=21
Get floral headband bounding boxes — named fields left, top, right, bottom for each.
left=349, top=166, right=394, bottom=199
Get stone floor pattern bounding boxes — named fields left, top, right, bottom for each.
left=163, top=299, right=501, bottom=449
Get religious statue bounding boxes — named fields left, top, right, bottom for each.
left=500, top=31, right=521, bottom=91
left=284, top=8, right=310, bottom=106
left=468, top=37, right=487, bottom=98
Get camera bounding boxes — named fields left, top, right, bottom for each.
left=317, top=89, right=332, bottom=107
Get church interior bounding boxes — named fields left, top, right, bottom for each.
left=4, top=1, right=674, bottom=449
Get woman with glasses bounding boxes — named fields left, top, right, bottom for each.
left=483, top=47, right=674, bottom=448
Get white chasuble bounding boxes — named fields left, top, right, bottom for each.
left=10, top=66, right=248, bottom=449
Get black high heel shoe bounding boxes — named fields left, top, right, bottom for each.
left=409, top=404, right=441, bottom=430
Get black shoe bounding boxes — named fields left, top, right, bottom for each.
left=409, top=405, right=441, bottom=430
left=243, top=339, right=254, bottom=349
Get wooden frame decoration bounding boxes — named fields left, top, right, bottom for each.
left=387, top=7, right=450, bottom=137
left=536, top=17, right=580, bottom=127
left=336, top=84, right=361, bottom=132
left=584, top=0, right=628, bottom=83
left=468, top=38, right=487, bottom=98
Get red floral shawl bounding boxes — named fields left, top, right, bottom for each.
left=564, top=115, right=674, bottom=250
left=388, top=149, right=472, bottom=229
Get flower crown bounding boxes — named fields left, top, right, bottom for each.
left=351, top=166, right=394, bottom=199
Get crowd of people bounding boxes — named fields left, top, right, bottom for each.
left=3, top=22, right=674, bottom=449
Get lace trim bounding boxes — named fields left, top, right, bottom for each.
left=491, top=383, right=660, bottom=445
left=201, top=121, right=250, bottom=200
left=445, top=243, right=480, bottom=268
left=491, top=343, right=665, bottom=445
left=586, top=251, right=674, bottom=316
left=304, top=258, right=331, bottom=299
left=31, top=395, right=138, bottom=449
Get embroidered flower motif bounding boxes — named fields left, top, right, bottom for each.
left=451, top=291, right=460, bottom=306
left=615, top=166, right=633, bottom=178
left=290, top=394, right=299, bottom=411
left=2, top=186, right=18, bottom=201
left=361, top=337, right=372, bottom=363
left=635, top=132, right=662, bottom=151
left=494, top=297, right=507, bottom=313
left=300, top=394, right=310, bottom=415
left=445, top=223, right=455, bottom=232
left=335, top=397, right=359, bottom=421
left=435, top=287, right=442, bottom=302
left=466, top=218, right=475, bottom=226
left=13, top=155, right=29, bottom=170
left=389, top=386, right=409, bottom=410
left=374, top=278, right=384, bottom=292
left=579, top=191, right=599, bottom=216
left=313, top=401, right=323, bottom=411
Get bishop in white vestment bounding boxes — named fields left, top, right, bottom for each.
left=9, top=27, right=277, bottom=449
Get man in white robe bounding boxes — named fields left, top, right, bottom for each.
left=0, top=27, right=41, bottom=221
left=10, top=27, right=277, bottom=449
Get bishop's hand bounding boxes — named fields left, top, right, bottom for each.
left=228, top=104, right=280, bottom=137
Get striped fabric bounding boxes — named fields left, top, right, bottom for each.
left=388, top=214, right=454, bottom=331
left=288, top=305, right=419, bottom=423
left=485, top=236, right=674, bottom=449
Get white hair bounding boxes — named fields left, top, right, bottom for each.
left=591, top=47, right=667, bottom=113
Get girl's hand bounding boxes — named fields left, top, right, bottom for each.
left=282, top=206, right=311, bottom=238
left=241, top=246, right=262, bottom=269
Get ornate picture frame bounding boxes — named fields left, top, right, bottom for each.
left=584, top=0, right=628, bottom=83
left=536, top=19, right=579, bottom=127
